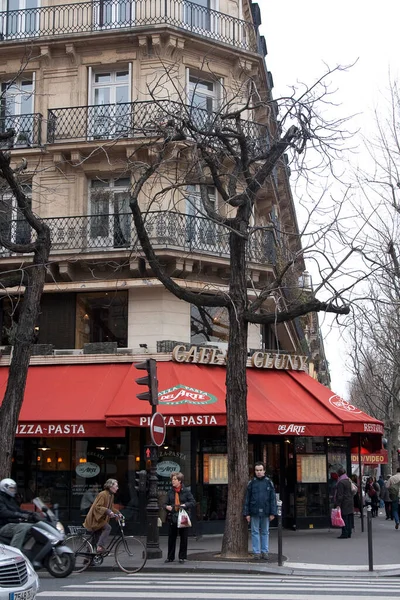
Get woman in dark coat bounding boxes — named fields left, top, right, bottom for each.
left=365, top=476, right=380, bottom=518
left=335, top=468, right=354, bottom=539
left=163, top=472, right=195, bottom=564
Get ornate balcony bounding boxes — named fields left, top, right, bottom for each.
left=0, top=113, right=43, bottom=148
left=47, top=99, right=270, bottom=152
left=0, top=211, right=276, bottom=266
left=0, top=0, right=257, bottom=51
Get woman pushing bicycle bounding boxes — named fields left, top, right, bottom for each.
left=83, top=479, right=121, bottom=553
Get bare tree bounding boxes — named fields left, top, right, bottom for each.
left=349, top=295, right=400, bottom=472
left=346, top=79, right=400, bottom=474
left=119, top=63, right=364, bottom=557
left=0, top=129, right=51, bottom=478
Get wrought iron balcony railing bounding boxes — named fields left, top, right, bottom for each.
left=47, top=99, right=270, bottom=152
left=0, top=211, right=276, bottom=265
left=0, top=0, right=257, bottom=51
left=0, top=113, right=42, bottom=148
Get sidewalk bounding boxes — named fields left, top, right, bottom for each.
left=139, top=512, right=400, bottom=578
left=87, top=512, right=400, bottom=578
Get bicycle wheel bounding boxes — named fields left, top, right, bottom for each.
left=65, top=535, right=93, bottom=573
left=115, top=536, right=147, bottom=574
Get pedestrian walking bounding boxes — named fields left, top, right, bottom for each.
left=164, top=472, right=195, bottom=564
left=388, top=468, right=400, bottom=529
left=350, top=474, right=361, bottom=517
left=335, top=467, right=354, bottom=539
left=365, top=477, right=380, bottom=518
left=381, top=476, right=392, bottom=520
left=243, top=462, right=277, bottom=560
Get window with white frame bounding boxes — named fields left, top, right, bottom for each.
left=187, top=70, right=221, bottom=130
left=186, top=184, right=219, bottom=249
left=88, top=67, right=131, bottom=139
left=1, top=77, right=35, bottom=145
left=184, top=0, right=218, bottom=34
left=89, top=178, right=131, bottom=248
left=1, top=0, right=39, bottom=39
left=93, top=0, right=134, bottom=29
left=0, top=184, right=32, bottom=247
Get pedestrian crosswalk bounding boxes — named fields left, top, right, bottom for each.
left=36, top=573, right=400, bottom=599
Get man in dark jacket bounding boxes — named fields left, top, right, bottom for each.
left=335, top=468, right=354, bottom=539
left=0, top=478, right=36, bottom=550
left=243, top=462, right=277, bottom=560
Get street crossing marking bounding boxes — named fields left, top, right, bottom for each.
left=36, top=573, right=400, bottom=599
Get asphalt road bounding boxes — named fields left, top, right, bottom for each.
left=35, top=571, right=400, bottom=599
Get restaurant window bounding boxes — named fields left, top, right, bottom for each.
left=0, top=295, right=22, bottom=345
left=12, top=437, right=128, bottom=524
left=327, top=437, right=348, bottom=507
left=35, top=293, right=76, bottom=349
left=262, top=324, right=278, bottom=351
left=295, top=437, right=328, bottom=518
left=75, top=291, right=128, bottom=348
left=196, top=429, right=227, bottom=521
left=191, top=305, right=229, bottom=344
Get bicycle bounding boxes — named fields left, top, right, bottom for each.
left=65, top=515, right=147, bottom=574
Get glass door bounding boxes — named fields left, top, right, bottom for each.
left=94, top=0, right=134, bottom=30
left=186, top=185, right=217, bottom=251
left=3, top=0, right=39, bottom=39
left=89, top=178, right=131, bottom=249
left=1, top=79, right=34, bottom=145
left=90, top=70, right=130, bottom=140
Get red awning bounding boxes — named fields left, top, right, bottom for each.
left=1, top=361, right=383, bottom=438
left=0, top=364, right=128, bottom=437
left=105, top=362, right=228, bottom=428
left=105, top=362, right=383, bottom=437
left=246, top=368, right=344, bottom=436
left=287, top=371, right=384, bottom=435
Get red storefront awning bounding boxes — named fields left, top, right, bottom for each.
left=287, top=371, right=384, bottom=435
left=0, top=364, right=128, bottom=437
left=105, top=362, right=383, bottom=437
left=0, top=361, right=383, bottom=438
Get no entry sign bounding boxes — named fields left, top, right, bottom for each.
left=150, top=412, right=166, bottom=447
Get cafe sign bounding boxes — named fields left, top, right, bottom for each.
left=172, top=345, right=307, bottom=371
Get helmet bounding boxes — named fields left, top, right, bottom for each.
left=0, top=478, right=17, bottom=497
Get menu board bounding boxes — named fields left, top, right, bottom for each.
left=296, top=455, right=326, bottom=483
left=205, top=454, right=228, bottom=484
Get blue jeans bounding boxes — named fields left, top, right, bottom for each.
left=250, top=515, right=270, bottom=555
left=392, top=499, right=399, bottom=525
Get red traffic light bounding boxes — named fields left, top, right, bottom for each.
left=135, top=358, right=159, bottom=406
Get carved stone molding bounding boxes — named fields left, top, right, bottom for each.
left=65, top=43, right=79, bottom=65
left=39, top=45, right=52, bottom=65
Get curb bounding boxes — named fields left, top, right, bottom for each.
left=78, top=560, right=400, bottom=578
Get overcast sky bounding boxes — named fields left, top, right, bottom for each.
left=259, top=1, right=400, bottom=398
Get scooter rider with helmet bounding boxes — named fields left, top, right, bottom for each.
left=0, top=478, right=40, bottom=551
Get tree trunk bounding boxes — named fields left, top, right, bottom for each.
left=0, top=241, right=50, bottom=478
left=221, top=219, right=249, bottom=557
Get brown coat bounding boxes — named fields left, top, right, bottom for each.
left=83, top=490, right=116, bottom=532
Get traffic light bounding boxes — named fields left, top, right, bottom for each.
left=135, top=470, right=148, bottom=493
left=135, top=358, right=158, bottom=406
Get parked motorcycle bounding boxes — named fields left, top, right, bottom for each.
left=0, top=497, right=75, bottom=577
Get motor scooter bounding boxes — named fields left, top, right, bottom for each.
left=0, top=497, right=75, bottom=577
